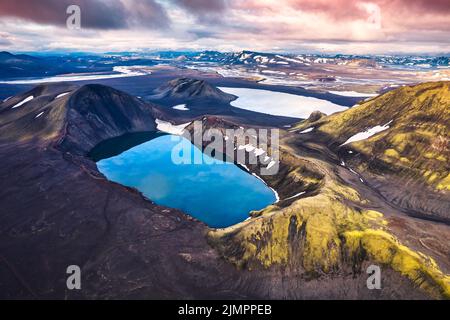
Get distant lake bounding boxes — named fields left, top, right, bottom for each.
left=91, top=132, right=276, bottom=228
left=219, top=87, right=347, bottom=118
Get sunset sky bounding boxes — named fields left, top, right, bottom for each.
left=0, top=0, right=449, bottom=54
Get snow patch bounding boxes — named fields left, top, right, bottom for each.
left=238, top=144, right=256, bottom=152
left=238, top=144, right=267, bottom=158
left=56, top=92, right=71, bottom=99
left=270, top=186, right=280, bottom=203
left=172, top=104, right=189, bottom=111
left=342, top=121, right=392, bottom=146
left=300, top=127, right=314, bottom=134
left=275, top=55, right=303, bottom=64
left=238, top=162, right=250, bottom=171
left=254, top=148, right=266, bottom=157
left=284, top=192, right=306, bottom=201
left=329, top=90, right=378, bottom=97
left=267, top=160, right=277, bottom=170
left=155, top=119, right=191, bottom=135
left=12, top=96, right=34, bottom=109
left=35, top=111, right=44, bottom=119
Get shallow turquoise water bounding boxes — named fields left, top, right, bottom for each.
left=95, top=133, right=276, bottom=228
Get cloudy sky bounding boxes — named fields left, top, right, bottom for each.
left=0, top=0, right=449, bottom=54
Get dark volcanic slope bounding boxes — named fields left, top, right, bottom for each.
left=151, top=77, right=236, bottom=102
left=0, top=142, right=247, bottom=299
left=147, top=77, right=299, bottom=128
left=0, top=83, right=244, bottom=299
left=59, top=84, right=162, bottom=155
left=0, top=83, right=170, bottom=154
left=0, top=82, right=444, bottom=299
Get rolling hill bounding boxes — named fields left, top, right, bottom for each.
left=292, top=81, right=450, bottom=222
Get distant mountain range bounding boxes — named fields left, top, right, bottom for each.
left=0, top=51, right=156, bottom=80
left=0, top=50, right=448, bottom=81
left=186, top=50, right=376, bottom=67
left=160, top=50, right=450, bottom=69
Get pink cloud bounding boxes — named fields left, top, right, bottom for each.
left=0, top=0, right=448, bottom=53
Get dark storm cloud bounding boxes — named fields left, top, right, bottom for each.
left=171, top=0, right=228, bottom=22
left=172, top=0, right=227, bottom=14
left=125, top=0, right=170, bottom=28
left=0, top=0, right=170, bottom=29
left=171, top=0, right=228, bottom=25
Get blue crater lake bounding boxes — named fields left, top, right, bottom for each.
left=91, top=132, right=276, bottom=228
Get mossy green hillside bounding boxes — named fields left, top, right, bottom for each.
left=210, top=157, right=450, bottom=299
left=293, top=81, right=450, bottom=191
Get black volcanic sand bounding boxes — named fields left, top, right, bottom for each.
left=0, top=81, right=440, bottom=299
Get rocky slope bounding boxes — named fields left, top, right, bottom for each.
left=292, top=81, right=450, bottom=223
left=0, top=83, right=171, bottom=154
left=150, top=77, right=236, bottom=102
